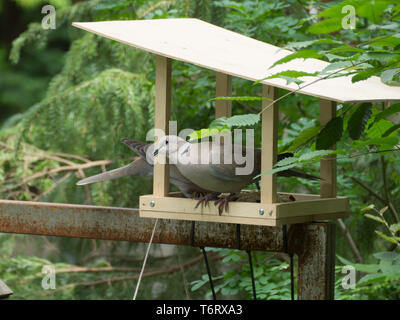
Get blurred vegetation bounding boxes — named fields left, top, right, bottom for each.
left=0, top=0, right=399, bottom=300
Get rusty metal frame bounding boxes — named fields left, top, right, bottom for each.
left=0, top=200, right=335, bottom=300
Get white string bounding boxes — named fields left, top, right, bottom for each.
left=132, top=218, right=158, bottom=300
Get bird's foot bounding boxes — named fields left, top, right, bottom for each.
left=214, top=193, right=239, bottom=215
left=192, top=191, right=207, bottom=199
left=194, top=192, right=220, bottom=209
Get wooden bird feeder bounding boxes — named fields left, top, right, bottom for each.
left=73, top=18, right=399, bottom=226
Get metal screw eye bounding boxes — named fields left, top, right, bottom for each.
left=150, top=200, right=155, bottom=208
left=258, top=209, right=265, bottom=215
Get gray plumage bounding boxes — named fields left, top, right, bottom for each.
left=76, top=139, right=207, bottom=198
left=153, top=135, right=319, bottom=194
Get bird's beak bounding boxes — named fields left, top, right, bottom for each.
left=153, top=149, right=159, bottom=157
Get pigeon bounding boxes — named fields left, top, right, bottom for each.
left=76, top=139, right=209, bottom=198
left=152, top=135, right=319, bottom=213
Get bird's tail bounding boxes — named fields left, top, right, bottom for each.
left=120, top=138, right=149, bottom=158
left=76, top=159, right=151, bottom=185
left=280, top=168, right=320, bottom=181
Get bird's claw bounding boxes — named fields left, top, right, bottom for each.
left=213, top=193, right=238, bottom=215
left=194, top=192, right=220, bottom=209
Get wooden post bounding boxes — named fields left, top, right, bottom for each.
left=153, top=55, right=171, bottom=197
left=215, top=72, right=232, bottom=118
left=261, top=85, right=279, bottom=203
left=320, top=99, right=337, bottom=198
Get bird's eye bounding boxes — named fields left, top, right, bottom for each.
left=165, top=140, right=169, bottom=145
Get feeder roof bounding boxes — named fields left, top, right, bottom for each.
left=73, top=18, right=400, bottom=103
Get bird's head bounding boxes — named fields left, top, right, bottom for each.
left=153, top=135, right=187, bottom=157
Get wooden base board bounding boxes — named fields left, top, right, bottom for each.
left=139, top=193, right=350, bottom=226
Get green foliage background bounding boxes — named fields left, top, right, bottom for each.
left=0, top=0, right=399, bottom=300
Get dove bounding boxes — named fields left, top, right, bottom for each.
left=77, top=139, right=209, bottom=198
left=152, top=135, right=319, bottom=213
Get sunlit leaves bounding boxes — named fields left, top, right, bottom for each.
left=270, top=50, right=324, bottom=68
left=258, top=149, right=336, bottom=177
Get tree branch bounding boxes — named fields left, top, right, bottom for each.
left=337, top=218, right=363, bottom=263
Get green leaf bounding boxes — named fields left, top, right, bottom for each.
left=336, top=254, right=353, bottom=265
left=225, top=114, right=260, bottom=127
left=369, top=35, right=400, bottom=48
left=373, top=103, right=400, bottom=123
left=275, top=156, right=298, bottom=167
left=348, top=103, right=372, bottom=140
left=188, top=128, right=229, bottom=141
left=379, top=259, right=400, bottom=276
left=262, top=70, right=319, bottom=86
left=275, top=76, right=304, bottom=86
left=379, top=206, right=389, bottom=215
left=381, top=68, right=400, bottom=84
left=320, top=61, right=354, bottom=74
left=373, top=251, right=400, bottom=262
left=190, top=280, right=207, bottom=291
left=329, top=45, right=364, bottom=54
left=351, top=68, right=381, bottom=83
left=325, top=53, right=354, bottom=62
left=375, top=230, right=398, bottom=244
left=358, top=1, right=391, bottom=23
left=270, top=50, right=323, bottom=68
left=209, top=117, right=228, bottom=129
left=358, top=273, right=386, bottom=286
left=307, top=17, right=343, bottom=34
left=364, top=213, right=385, bottom=224
left=352, top=263, right=380, bottom=274
left=282, top=125, right=322, bottom=153
left=363, top=51, right=399, bottom=64
left=361, top=204, right=375, bottom=212
left=367, top=119, right=397, bottom=138
left=298, top=149, right=336, bottom=162
left=285, top=38, right=343, bottom=50
left=265, top=70, right=318, bottom=80
left=389, top=223, right=400, bottom=234
left=354, top=136, right=398, bottom=148
left=256, top=163, right=298, bottom=178
left=316, top=117, right=343, bottom=150
left=212, top=96, right=270, bottom=102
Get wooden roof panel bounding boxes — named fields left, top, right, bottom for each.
left=72, top=18, right=400, bottom=103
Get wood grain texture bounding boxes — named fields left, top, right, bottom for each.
left=73, top=19, right=400, bottom=103
left=320, top=100, right=337, bottom=198
left=261, top=85, right=279, bottom=204
left=139, top=194, right=349, bottom=226
left=215, top=72, right=232, bottom=118
left=153, top=55, right=171, bottom=196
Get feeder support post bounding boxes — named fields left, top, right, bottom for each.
left=215, top=72, right=232, bottom=118
left=153, top=55, right=172, bottom=196
left=291, top=222, right=336, bottom=300
left=320, top=99, right=337, bottom=198
left=261, top=85, right=279, bottom=203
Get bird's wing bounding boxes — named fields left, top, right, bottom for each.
left=120, top=138, right=151, bottom=159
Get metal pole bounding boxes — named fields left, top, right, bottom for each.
left=0, top=200, right=336, bottom=299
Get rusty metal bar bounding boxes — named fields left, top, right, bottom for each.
left=0, top=200, right=336, bottom=299
left=290, top=222, right=336, bottom=300
left=0, top=200, right=283, bottom=251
